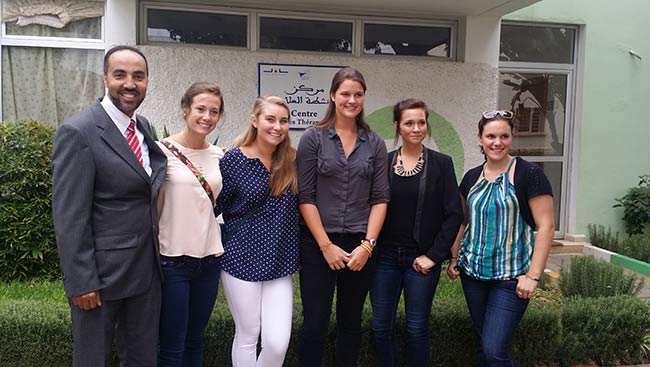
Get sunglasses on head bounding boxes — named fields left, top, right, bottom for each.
left=482, top=110, right=514, bottom=119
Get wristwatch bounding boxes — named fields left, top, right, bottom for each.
left=365, top=238, right=377, bottom=248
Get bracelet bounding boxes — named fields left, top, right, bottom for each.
left=450, top=256, right=458, bottom=260
left=360, top=239, right=374, bottom=252
left=319, top=240, right=332, bottom=252
left=525, top=274, right=540, bottom=282
left=359, top=244, right=373, bottom=257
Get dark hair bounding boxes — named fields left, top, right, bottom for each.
left=103, top=45, right=149, bottom=76
left=477, top=115, right=515, bottom=154
left=313, top=67, right=371, bottom=131
left=181, top=82, right=224, bottom=115
left=392, top=98, right=431, bottom=143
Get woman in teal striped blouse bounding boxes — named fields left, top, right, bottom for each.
left=447, top=110, right=555, bottom=367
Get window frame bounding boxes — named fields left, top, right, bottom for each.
left=0, top=16, right=105, bottom=49
left=499, top=21, right=581, bottom=238
left=140, top=3, right=250, bottom=49
left=256, top=12, right=355, bottom=55
left=360, top=18, right=456, bottom=60
left=499, top=22, right=576, bottom=65
left=138, top=2, right=457, bottom=60
left=0, top=15, right=106, bottom=121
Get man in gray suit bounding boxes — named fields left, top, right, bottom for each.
left=52, top=45, right=166, bottom=367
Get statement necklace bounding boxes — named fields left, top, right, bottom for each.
left=395, top=148, right=424, bottom=177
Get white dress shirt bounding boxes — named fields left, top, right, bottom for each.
left=101, top=96, right=152, bottom=176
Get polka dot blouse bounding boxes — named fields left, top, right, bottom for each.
left=215, top=148, right=300, bottom=282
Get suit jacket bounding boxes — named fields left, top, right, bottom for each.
left=379, top=148, right=463, bottom=262
left=52, top=99, right=167, bottom=301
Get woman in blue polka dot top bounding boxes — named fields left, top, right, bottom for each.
left=214, top=96, right=299, bottom=367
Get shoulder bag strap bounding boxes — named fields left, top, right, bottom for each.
left=160, top=139, right=215, bottom=204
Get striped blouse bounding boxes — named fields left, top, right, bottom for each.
left=458, top=159, right=535, bottom=280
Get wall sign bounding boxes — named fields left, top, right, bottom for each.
left=258, top=63, right=343, bottom=129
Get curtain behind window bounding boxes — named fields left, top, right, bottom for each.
left=2, top=46, right=104, bottom=126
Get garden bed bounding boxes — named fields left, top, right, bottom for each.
left=1, top=276, right=649, bottom=367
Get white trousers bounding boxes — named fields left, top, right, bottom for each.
left=220, top=271, right=293, bottom=367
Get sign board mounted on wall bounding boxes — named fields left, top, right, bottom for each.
left=258, top=63, right=343, bottom=129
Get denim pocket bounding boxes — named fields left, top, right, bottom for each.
left=502, top=278, right=519, bottom=290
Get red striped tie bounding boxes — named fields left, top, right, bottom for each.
left=126, top=119, right=143, bottom=165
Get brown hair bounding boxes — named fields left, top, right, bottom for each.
left=234, top=96, right=298, bottom=197
left=477, top=116, right=514, bottom=155
left=313, top=67, right=371, bottom=131
left=181, top=82, right=224, bottom=115
left=392, top=98, right=431, bottom=144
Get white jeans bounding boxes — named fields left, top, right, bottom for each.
left=220, top=271, right=293, bottom=367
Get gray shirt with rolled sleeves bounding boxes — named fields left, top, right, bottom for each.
left=297, top=125, right=390, bottom=234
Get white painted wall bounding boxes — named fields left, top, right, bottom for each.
left=460, top=16, right=501, bottom=67
left=138, top=45, right=498, bottom=172
left=105, top=0, right=137, bottom=46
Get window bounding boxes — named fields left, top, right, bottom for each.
left=1, top=16, right=105, bottom=126
left=500, top=24, right=575, bottom=64
left=498, top=22, right=579, bottom=234
left=140, top=3, right=456, bottom=59
left=259, top=17, right=352, bottom=53
left=498, top=72, right=567, bottom=156
left=5, top=17, right=101, bottom=39
left=2, top=46, right=104, bottom=126
left=146, top=8, right=247, bottom=47
left=363, top=23, right=451, bottom=57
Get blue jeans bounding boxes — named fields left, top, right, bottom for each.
left=460, top=272, right=529, bottom=367
left=158, top=255, right=221, bottom=367
left=370, top=247, right=442, bottom=367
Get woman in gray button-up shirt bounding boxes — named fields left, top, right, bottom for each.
left=296, top=67, right=390, bottom=366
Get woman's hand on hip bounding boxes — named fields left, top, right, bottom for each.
left=322, top=244, right=351, bottom=271
left=347, top=246, right=371, bottom=271
left=413, top=255, right=435, bottom=274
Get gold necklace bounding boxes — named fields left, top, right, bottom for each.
left=395, top=148, right=424, bottom=177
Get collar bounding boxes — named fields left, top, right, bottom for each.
left=100, top=95, right=136, bottom=136
left=327, top=125, right=368, bottom=142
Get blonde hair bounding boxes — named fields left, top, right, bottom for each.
left=234, top=96, right=298, bottom=197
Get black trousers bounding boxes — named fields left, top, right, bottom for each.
left=298, top=228, right=376, bottom=367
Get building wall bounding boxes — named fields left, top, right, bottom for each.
left=506, top=0, right=650, bottom=235
left=138, top=45, right=498, bottom=174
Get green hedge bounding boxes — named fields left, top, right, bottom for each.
left=589, top=224, right=650, bottom=264
left=1, top=293, right=649, bottom=366
left=0, top=120, right=59, bottom=281
left=560, top=256, right=644, bottom=298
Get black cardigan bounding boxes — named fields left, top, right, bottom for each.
left=379, top=148, right=463, bottom=263
left=459, top=157, right=553, bottom=230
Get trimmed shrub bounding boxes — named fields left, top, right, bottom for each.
left=1, top=282, right=649, bottom=366
left=0, top=301, right=72, bottom=366
left=512, top=304, right=563, bottom=367
left=0, top=120, right=59, bottom=281
left=559, top=256, right=644, bottom=298
left=588, top=223, right=620, bottom=249
left=588, top=223, right=650, bottom=264
left=559, top=296, right=650, bottom=367
left=618, top=234, right=650, bottom=264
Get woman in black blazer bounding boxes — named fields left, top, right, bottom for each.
left=370, top=98, right=463, bottom=367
